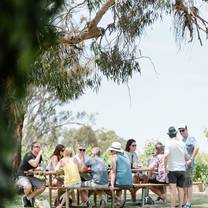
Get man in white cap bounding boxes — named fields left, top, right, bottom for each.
left=164, top=126, right=186, bottom=208
left=178, top=124, right=199, bottom=208
left=109, top=141, right=132, bottom=207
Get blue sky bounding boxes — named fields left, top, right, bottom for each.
left=68, top=16, right=208, bottom=153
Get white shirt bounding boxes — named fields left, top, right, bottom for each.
left=165, top=137, right=186, bottom=171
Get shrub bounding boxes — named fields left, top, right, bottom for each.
left=193, top=153, right=208, bottom=184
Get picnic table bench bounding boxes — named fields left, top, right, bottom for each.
left=24, top=170, right=204, bottom=208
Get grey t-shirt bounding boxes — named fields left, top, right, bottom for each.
left=85, top=156, right=108, bottom=185
left=183, top=136, right=197, bottom=168
left=183, top=136, right=197, bottom=159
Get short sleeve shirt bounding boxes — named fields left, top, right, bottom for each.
left=17, top=151, right=42, bottom=176
left=182, top=136, right=197, bottom=159
left=85, top=156, right=108, bottom=185
left=165, top=137, right=186, bottom=171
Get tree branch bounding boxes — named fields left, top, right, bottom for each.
left=60, top=0, right=115, bottom=45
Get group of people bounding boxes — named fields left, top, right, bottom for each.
left=15, top=124, right=198, bottom=208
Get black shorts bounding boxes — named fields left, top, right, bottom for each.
left=148, top=178, right=166, bottom=184
left=168, top=171, right=185, bottom=187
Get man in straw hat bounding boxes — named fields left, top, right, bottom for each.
left=108, top=142, right=132, bottom=207
left=164, top=127, right=187, bottom=208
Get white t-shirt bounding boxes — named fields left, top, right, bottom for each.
left=165, top=137, right=186, bottom=171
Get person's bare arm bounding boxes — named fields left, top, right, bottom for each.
left=55, top=159, right=63, bottom=171
left=110, top=155, right=116, bottom=190
left=51, top=155, right=59, bottom=170
left=28, top=150, right=42, bottom=168
left=192, top=146, right=199, bottom=160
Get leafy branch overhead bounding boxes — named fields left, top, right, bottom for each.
left=32, top=0, right=208, bottom=101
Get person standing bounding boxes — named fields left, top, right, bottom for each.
left=164, top=127, right=186, bottom=208
left=178, top=124, right=199, bottom=208
left=16, top=141, right=45, bottom=207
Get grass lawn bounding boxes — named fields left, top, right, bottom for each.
left=5, top=188, right=208, bottom=208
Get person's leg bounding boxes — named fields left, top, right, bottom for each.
left=183, top=168, right=193, bottom=206
left=169, top=183, right=177, bottom=208
left=27, top=186, right=45, bottom=200
left=79, top=190, right=88, bottom=204
left=115, top=189, right=122, bottom=202
left=56, top=193, right=66, bottom=208
left=183, top=187, right=188, bottom=204
left=149, top=186, right=162, bottom=197
left=178, top=187, right=184, bottom=208
left=130, top=175, right=140, bottom=201
left=177, top=171, right=185, bottom=208
left=186, top=186, right=192, bottom=204
left=27, top=177, right=46, bottom=201
left=70, top=190, right=77, bottom=206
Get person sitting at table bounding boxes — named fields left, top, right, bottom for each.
left=16, top=141, right=46, bottom=207
left=55, top=147, right=81, bottom=208
left=47, top=144, right=65, bottom=186
left=74, top=145, right=92, bottom=205
left=124, top=139, right=148, bottom=201
left=148, top=142, right=167, bottom=207
left=81, top=147, right=109, bottom=207
left=109, top=142, right=132, bottom=208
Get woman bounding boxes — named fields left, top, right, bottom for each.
left=55, top=147, right=81, bottom=208
left=148, top=142, right=167, bottom=207
left=125, top=139, right=139, bottom=168
left=125, top=139, right=148, bottom=202
left=47, top=144, right=65, bottom=171
left=109, top=142, right=132, bottom=207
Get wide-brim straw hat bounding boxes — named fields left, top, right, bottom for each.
left=108, top=142, right=123, bottom=153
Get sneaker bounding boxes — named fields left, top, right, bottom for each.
left=21, top=196, right=32, bottom=207
left=156, top=196, right=162, bottom=201
left=144, top=196, right=154, bottom=205
left=184, top=204, right=192, bottom=208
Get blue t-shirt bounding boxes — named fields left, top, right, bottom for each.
left=85, top=156, right=108, bottom=185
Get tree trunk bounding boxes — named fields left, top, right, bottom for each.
left=12, top=121, right=23, bottom=172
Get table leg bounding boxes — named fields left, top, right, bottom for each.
left=49, top=175, right=52, bottom=208
left=111, top=190, right=115, bottom=208
left=66, top=189, right=69, bottom=208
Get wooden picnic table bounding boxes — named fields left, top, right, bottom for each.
left=24, top=167, right=159, bottom=208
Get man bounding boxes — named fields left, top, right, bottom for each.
left=164, top=127, right=186, bottom=208
left=82, top=147, right=109, bottom=208
left=178, top=124, right=199, bottom=208
left=16, top=141, right=45, bottom=207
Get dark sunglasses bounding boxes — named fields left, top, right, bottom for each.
left=34, top=145, right=40, bottom=148
left=179, top=129, right=185, bottom=132
left=131, top=144, right=137, bottom=147
left=79, top=149, right=86, bottom=152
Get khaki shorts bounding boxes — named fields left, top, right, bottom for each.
left=16, top=176, right=45, bottom=190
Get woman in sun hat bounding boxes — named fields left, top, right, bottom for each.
left=109, top=142, right=132, bottom=207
